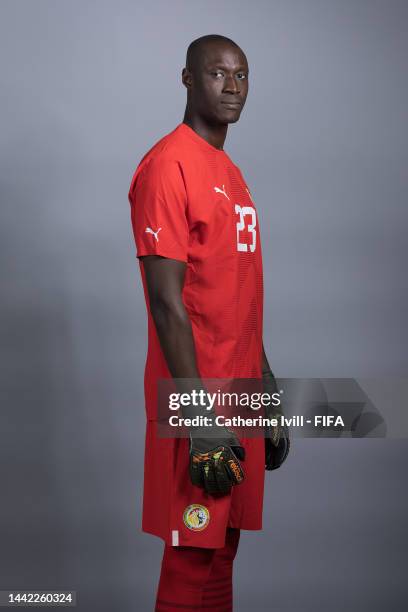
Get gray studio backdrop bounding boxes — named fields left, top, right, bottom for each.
left=1, top=1, right=407, bottom=611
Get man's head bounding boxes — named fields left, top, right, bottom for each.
left=182, top=34, right=249, bottom=126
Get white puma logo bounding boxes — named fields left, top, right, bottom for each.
left=145, top=227, right=162, bottom=242
left=213, top=184, right=230, bottom=200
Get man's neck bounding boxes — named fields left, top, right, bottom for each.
left=182, top=113, right=227, bottom=151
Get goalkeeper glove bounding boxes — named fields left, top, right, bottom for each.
left=173, top=381, right=245, bottom=495
left=262, top=368, right=291, bottom=470
left=189, top=413, right=245, bottom=496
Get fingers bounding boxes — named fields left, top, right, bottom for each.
left=190, top=447, right=244, bottom=496
left=202, top=451, right=233, bottom=495
left=212, top=461, right=233, bottom=495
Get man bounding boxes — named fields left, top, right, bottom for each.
left=128, top=34, right=289, bottom=612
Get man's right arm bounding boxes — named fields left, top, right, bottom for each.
left=140, top=253, right=245, bottom=495
left=140, top=254, right=201, bottom=385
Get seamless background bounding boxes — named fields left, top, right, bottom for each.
left=1, top=1, right=407, bottom=610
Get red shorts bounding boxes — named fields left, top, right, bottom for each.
left=141, top=420, right=265, bottom=549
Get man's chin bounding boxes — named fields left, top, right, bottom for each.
left=226, top=115, right=241, bottom=123
left=221, top=112, right=242, bottom=125
left=208, top=111, right=242, bottom=127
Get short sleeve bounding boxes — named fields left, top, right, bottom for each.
left=128, top=156, right=189, bottom=263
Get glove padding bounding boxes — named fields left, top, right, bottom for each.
left=190, top=433, right=245, bottom=496
left=263, top=368, right=291, bottom=470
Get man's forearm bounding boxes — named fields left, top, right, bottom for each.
left=149, top=298, right=204, bottom=396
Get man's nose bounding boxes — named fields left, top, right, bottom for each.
left=223, top=75, right=240, bottom=93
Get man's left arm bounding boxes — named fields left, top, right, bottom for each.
left=260, top=341, right=281, bottom=420
left=261, top=341, right=291, bottom=470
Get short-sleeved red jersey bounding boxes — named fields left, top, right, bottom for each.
left=128, top=122, right=265, bottom=547
left=129, top=122, right=264, bottom=409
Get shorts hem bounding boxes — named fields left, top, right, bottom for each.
left=142, top=524, right=263, bottom=548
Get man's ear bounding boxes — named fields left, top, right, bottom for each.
left=181, top=67, right=192, bottom=90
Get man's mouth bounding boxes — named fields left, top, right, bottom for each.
left=221, top=101, right=242, bottom=108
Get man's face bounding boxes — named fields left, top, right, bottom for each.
left=184, top=43, right=249, bottom=125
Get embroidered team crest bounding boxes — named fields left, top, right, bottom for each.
left=183, top=504, right=210, bottom=532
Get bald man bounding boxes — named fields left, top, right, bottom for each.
left=128, top=34, right=289, bottom=611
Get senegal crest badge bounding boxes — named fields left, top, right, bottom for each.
left=183, top=504, right=210, bottom=531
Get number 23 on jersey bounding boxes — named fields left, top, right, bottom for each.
left=235, top=204, right=257, bottom=253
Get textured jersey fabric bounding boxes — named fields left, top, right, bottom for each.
left=128, top=122, right=265, bottom=548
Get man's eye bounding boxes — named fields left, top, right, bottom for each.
left=211, top=71, right=247, bottom=79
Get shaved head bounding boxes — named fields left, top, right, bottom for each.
left=186, top=34, right=243, bottom=75
left=182, top=34, right=249, bottom=136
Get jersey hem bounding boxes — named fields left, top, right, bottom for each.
left=136, top=248, right=188, bottom=264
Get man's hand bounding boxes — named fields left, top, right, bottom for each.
left=189, top=422, right=245, bottom=495
left=263, top=368, right=290, bottom=470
